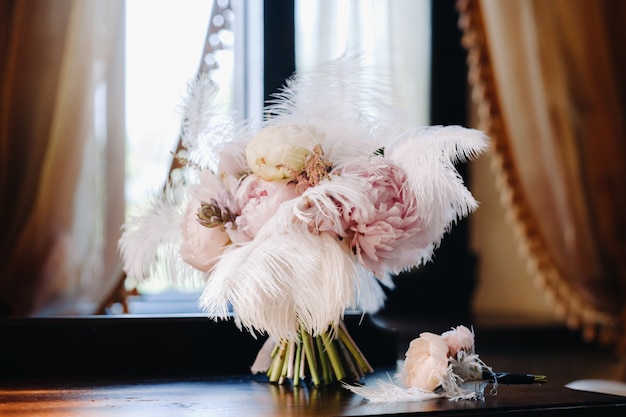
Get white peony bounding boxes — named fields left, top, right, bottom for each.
left=401, top=332, right=450, bottom=391
left=245, top=124, right=321, bottom=180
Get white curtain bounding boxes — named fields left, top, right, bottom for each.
left=294, top=0, right=431, bottom=127
left=459, top=0, right=626, bottom=347
left=0, top=0, right=125, bottom=316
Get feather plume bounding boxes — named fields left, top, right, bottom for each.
left=180, top=73, right=219, bottom=151
left=353, top=266, right=389, bottom=314
left=118, top=177, right=204, bottom=286
left=343, top=377, right=487, bottom=403
left=294, top=170, right=371, bottom=235
left=342, top=379, right=442, bottom=403
left=266, top=52, right=411, bottom=147
left=199, top=200, right=358, bottom=341
left=293, top=168, right=394, bottom=313
left=385, top=125, right=489, bottom=263
left=179, top=73, right=251, bottom=170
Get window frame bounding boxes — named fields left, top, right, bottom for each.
left=0, top=0, right=479, bottom=379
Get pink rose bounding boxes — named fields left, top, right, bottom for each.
left=441, top=325, right=475, bottom=357
left=180, top=196, right=231, bottom=272
left=401, top=332, right=450, bottom=391
left=234, top=174, right=298, bottom=239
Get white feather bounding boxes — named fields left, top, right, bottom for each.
left=385, top=125, right=489, bottom=264
left=265, top=52, right=411, bottom=149
left=294, top=170, right=371, bottom=235
left=353, top=266, right=389, bottom=314
left=179, top=73, right=251, bottom=170
left=118, top=178, right=204, bottom=286
left=180, top=73, right=219, bottom=151
left=343, top=377, right=487, bottom=403
left=292, top=168, right=396, bottom=314
left=343, top=379, right=442, bottom=403
left=199, top=199, right=358, bottom=341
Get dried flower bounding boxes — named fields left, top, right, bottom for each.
left=197, top=199, right=236, bottom=229
left=294, top=144, right=333, bottom=193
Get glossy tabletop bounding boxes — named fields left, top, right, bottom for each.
left=1, top=368, right=625, bottom=416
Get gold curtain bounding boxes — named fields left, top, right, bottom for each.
left=0, top=0, right=125, bottom=316
left=458, top=0, right=626, bottom=350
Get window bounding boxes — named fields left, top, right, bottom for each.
left=124, top=0, right=216, bottom=215
left=1, top=0, right=476, bottom=378
left=122, top=0, right=262, bottom=302
left=295, top=0, right=431, bottom=126
left=116, top=0, right=435, bottom=314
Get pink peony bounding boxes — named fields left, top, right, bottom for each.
left=441, top=325, right=475, bottom=357
left=401, top=332, right=450, bottom=391
left=337, top=157, right=429, bottom=278
left=234, top=174, right=298, bottom=240
left=180, top=196, right=231, bottom=272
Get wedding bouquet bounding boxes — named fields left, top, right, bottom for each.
left=119, top=53, right=489, bottom=386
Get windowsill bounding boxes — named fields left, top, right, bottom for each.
left=0, top=310, right=397, bottom=380
left=115, top=290, right=205, bottom=315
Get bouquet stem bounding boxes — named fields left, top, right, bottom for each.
left=262, top=322, right=373, bottom=387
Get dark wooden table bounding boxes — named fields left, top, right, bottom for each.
left=1, top=316, right=625, bottom=415
left=2, top=368, right=625, bottom=416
